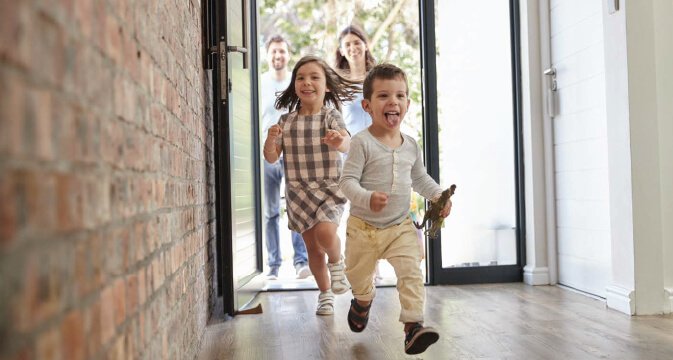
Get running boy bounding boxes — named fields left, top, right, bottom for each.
left=264, top=55, right=357, bottom=316
left=339, top=63, right=452, bottom=355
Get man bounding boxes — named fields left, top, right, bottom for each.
left=260, top=35, right=311, bottom=280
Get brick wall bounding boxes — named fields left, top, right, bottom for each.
left=0, top=0, right=217, bottom=359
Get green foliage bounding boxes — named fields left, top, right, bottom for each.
left=257, top=0, right=423, bottom=139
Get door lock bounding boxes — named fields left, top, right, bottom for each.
left=544, top=67, right=557, bottom=117
left=544, top=67, right=557, bottom=91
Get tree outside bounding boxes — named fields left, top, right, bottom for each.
left=257, top=0, right=428, bottom=222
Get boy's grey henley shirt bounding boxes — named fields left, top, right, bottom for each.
left=339, top=130, right=443, bottom=228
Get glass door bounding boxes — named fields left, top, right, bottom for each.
left=422, top=0, right=524, bottom=284
left=256, top=0, right=427, bottom=288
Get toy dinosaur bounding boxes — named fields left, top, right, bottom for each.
left=413, top=184, right=456, bottom=239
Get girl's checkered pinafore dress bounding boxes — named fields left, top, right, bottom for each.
left=277, top=107, right=348, bottom=233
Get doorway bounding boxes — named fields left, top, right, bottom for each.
left=254, top=0, right=525, bottom=289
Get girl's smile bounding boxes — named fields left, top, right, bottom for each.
left=340, top=33, right=366, bottom=62
left=294, top=62, right=329, bottom=110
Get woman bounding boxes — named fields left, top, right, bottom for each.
left=334, top=25, right=376, bottom=136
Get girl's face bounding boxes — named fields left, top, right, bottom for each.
left=339, top=33, right=367, bottom=65
left=294, top=62, right=329, bottom=108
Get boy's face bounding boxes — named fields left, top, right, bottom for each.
left=362, top=77, right=409, bottom=130
left=294, top=61, right=329, bottom=107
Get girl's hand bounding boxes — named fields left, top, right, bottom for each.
left=370, top=192, right=389, bottom=212
left=322, top=129, right=344, bottom=149
left=440, top=199, right=452, bottom=218
left=267, top=124, right=282, bottom=141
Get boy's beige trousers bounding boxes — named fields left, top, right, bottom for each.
left=344, top=215, right=425, bottom=323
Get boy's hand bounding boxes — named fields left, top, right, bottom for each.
left=440, top=198, right=452, bottom=218
left=267, top=124, right=282, bottom=142
left=322, top=129, right=344, bottom=149
left=370, top=192, right=389, bottom=212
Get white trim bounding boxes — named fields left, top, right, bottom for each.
left=606, top=284, right=635, bottom=315
left=539, top=0, right=558, bottom=285
left=523, top=265, right=549, bottom=285
left=665, top=288, right=673, bottom=314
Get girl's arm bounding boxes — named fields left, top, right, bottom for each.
left=337, top=129, right=351, bottom=153
left=322, top=128, right=351, bottom=153
left=263, top=124, right=283, bottom=163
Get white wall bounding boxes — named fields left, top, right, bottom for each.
left=653, top=0, right=673, bottom=311
left=601, top=0, right=636, bottom=315
left=521, top=0, right=671, bottom=314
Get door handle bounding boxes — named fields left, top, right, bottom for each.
left=227, top=46, right=248, bottom=54
left=544, top=67, right=557, bottom=117
left=543, top=67, right=557, bottom=91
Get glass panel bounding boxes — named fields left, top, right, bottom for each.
left=435, top=0, right=517, bottom=268
left=257, top=0, right=425, bottom=285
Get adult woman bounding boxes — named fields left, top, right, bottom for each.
left=334, top=25, right=376, bottom=136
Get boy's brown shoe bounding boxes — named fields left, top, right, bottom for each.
left=404, top=323, right=439, bottom=355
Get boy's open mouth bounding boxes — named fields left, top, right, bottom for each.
left=384, top=111, right=400, bottom=126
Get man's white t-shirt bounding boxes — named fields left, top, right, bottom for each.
left=260, top=71, right=291, bottom=137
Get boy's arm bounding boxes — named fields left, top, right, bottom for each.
left=410, top=143, right=443, bottom=200
left=339, top=137, right=373, bottom=209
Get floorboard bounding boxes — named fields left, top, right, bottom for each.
left=199, top=283, right=673, bottom=359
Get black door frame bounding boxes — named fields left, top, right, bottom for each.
left=420, top=0, right=525, bottom=285
left=205, top=0, right=263, bottom=316
left=205, top=0, right=526, bottom=308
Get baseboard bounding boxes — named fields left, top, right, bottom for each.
left=606, top=284, right=635, bottom=315
left=523, top=265, right=549, bottom=285
left=665, top=288, right=673, bottom=314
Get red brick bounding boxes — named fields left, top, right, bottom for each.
left=0, top=2, right=32, bottom=69
left=106, top=335, right=126, bottom=360
left=126, top=273, right=138, bottom=315
left=112, top=278, right=126, bottom=326
left=0, top=70, right=26, bottom=156
left=138, top=267, right=147, bottom=306
left=84, top=299, right=102, bottom=358
left=61, top=310, right=85, bottom=360
left=74, top=240, right=88, bottom=297
left=36, top=327, right=63, bottom=360
left=0, top=171, right=17, bottom=249
left=55, top=173, right=75, bottom=232
left=99, top=285, right=115, bottom=345
left=72, top=0, right=93, bottom=39
left=26, top=88, right=54, bottom=161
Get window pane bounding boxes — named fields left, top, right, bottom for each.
left=435, top=0, right=517, bottom=268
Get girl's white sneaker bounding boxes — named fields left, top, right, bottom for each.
left=316, top=290, right=335, bottom=316
left=327, top=255, right=351, bottom=295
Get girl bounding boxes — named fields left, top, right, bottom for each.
left=263, top=55, right=357, bottom=315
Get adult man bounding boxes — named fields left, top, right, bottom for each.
left=260, top=35, right=311, bottom=280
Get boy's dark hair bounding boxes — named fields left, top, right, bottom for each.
left=265, top=34, right=289, bottom=52
left=334, top=25, right=376, bottom=74
left=275, top=55, right=359, bottom=112
left=362, top=63, right=408, bottom=100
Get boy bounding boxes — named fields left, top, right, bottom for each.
left=339, top=63, right=452, bottom=355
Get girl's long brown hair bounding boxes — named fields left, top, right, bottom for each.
left=334, top=25, right=376, bottom=76
left=275, top=55, right=359, bottom=112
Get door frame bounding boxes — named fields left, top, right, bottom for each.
left=420, top=0, right=526, bottom=285
left=208, top=0, right=263, bottom=316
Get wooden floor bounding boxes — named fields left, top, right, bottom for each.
left=199, top=284, right=673, bottom=359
